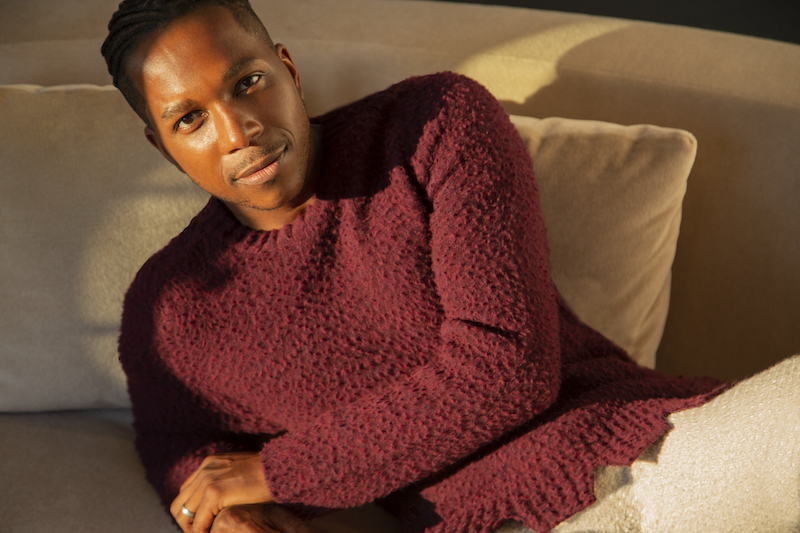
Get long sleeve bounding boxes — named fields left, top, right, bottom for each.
left=119, top=254, right=278, bottom=508
left=258, top=75, right=562, bottom=508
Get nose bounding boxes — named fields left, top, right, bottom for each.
left=216, top=103, right=262, bottom=153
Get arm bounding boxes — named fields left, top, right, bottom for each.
left=259, top=75, right=562, bottom=508
left=119, top=266, right=277, bottom=509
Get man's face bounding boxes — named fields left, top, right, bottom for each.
left=130, top=5, right=316, bottom=227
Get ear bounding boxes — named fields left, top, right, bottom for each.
left=275, top=44, right=304, bottom=100
left=144, top=126, right=185, bottom=173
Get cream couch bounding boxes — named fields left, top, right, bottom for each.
left=2, top=0, right=799, bottom=531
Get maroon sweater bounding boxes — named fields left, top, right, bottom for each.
left=119, top=73, right=723, bottom=533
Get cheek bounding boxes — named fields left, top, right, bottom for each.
left=258, top=83, right=306, bottom=128
left=171, top=131, right=221, bottom=175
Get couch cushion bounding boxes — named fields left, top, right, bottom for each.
left=0, top=409, right=174, bottom=532
left=0, top=84, right=695, bottom=411
left=0, top=409, right=402, bottom=533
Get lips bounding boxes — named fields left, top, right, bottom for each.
left=233, top=148, right=285, bottom=186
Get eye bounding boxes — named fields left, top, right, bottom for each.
left=236, top=74, right=263, bottom=96
left=175, top=110, right=205, bottom=132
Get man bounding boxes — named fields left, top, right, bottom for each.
left=102, top=1, right=734, bottom=532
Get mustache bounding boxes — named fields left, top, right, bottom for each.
left=226, top=141, right=287, bottom=182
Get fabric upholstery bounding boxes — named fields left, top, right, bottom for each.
left=0, top=409, right=174, bottom=533
left=0, top=408, right=400, bottom=533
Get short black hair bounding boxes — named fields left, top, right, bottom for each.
left=101, top=0, right=275, bottom=125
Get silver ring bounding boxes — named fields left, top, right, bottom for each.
left=181, top=505, right=196, bottom=519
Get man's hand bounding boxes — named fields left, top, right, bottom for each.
left=211, top=504, right=313, bottom=533
left=171, top=452, right=274, bottom=533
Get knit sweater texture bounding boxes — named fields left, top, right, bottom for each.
left=119, top=73, right=724, bottom=533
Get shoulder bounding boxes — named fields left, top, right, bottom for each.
left=313, top=72, right=526, bottom=198
left=383, top=73, right=518, bottom=153
left=394, top=74, right=528, bottom=173
left=317, top=72, right=503, bottom=134
left=313, top=73, right=507, bottom=192
left=395, top=72, right=508, bottom=124
left=391, top=72, right=495, bottom=103
left=388, top=71, right=495, bottom=105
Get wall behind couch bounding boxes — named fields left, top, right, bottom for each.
left=428, top=0, right=800, bottom=44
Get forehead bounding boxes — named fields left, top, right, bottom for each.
left=127, top=5, right=273, bottom=116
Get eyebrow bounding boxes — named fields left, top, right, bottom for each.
left=160, top=57, right=260, bottom=122
left=161, top=99, right=201, bottom=122
left=223, top=56, right=259, bottom=84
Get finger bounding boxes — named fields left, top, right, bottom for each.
left=192, top=486, right=224, bottom=533
left=173, top=461, right=218, bottom=531
left=170, top=495, right=192, bottom=533
left=192, top=506, right=218, bottom=533
left=173, top=483, right=200, bottom=531
left=171, top=490, right=195, bottom=517
left=171, top=503, right=195, bottom=533
left=172, top=461, right=209, bottom=529
left=171, top=481, right=206, bottom=533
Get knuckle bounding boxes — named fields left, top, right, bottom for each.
left=203, top=456, right=230, bottom=472
left=205, top=483, right=223, bottom=499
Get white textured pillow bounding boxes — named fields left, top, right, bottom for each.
left=0, top=85, right=694, bottom=411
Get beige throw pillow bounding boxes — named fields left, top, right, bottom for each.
left=0, top=84, right=695, bottom=411
left=513, top=116, right=696, bottom=369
